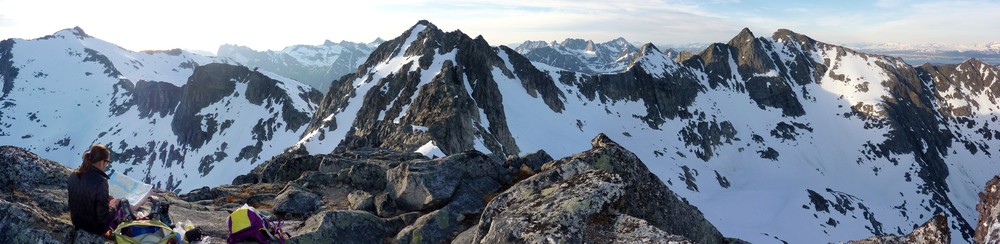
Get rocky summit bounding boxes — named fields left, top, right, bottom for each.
left=1, top=135, right=744, bottom=243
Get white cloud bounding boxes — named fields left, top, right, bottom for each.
left=863, top=0, right=1000, bottom=44
left=876, top=0, right=906, bottom=8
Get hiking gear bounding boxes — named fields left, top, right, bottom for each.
left=184, top=226, right=204, bottom=242
left=116, top=199, right=136, bottom=224
left=148, top=196, right=173, bottom=227
left=112, top=219, right=180, bottom=244
left=227, top=204, right=288, bottom=244
left=67, top=169, right=116, bottom=235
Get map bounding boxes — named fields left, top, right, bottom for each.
left=107, top=171, right=153, bottom=209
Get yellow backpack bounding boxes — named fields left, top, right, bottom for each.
left=112, top=219, right=180, bottom=244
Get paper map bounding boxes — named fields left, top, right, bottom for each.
left=107, top=171, right=153, bottom=209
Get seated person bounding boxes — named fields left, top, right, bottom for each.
left=67, top=144, right=121, bottom=238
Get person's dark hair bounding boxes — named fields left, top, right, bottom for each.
left=76, top=144, right=110, bottom=176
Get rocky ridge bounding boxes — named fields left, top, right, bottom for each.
left=0, top=135, right=744, bottom=243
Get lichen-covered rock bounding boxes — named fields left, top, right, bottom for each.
left=474, top=134, right=726, bottom=244
left=847, top=213, right=949, bottom=244
left=0, top=146, right=72, bottom=192
left=585, top=214, right=695, bottom=244
left=0, top=146, right=76, bottom=243
left=395, top=209, right=461, bottom=243
left=273, top=184, right=322, bottom=216
left=478, top=170, right=625, bottom=243
left=0, top=199, right=73, bottom=244
left=290, top=210, right=389, bottom=244
left=976, top=175, right=1000, bottom=244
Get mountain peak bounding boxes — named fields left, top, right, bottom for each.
left=728, top=27, right=756, bottom=46
left=962, top=57, right=985, bottom=67
left=639, top=43, right=661, bottom=55
left=46, top=26, right=92, bottom=40
left=412, top=20, right=438, bottom=31
left=71, top=26, right=90, bottom=38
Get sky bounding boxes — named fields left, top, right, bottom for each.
left=0, top=0, right=997, bottom=53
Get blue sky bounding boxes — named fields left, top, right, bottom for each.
left=0, top=0, right=996, bottom=52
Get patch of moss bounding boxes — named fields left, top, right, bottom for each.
left=435, top=211, right=451, bottom=229
left=541, top=186, right=558, bottom=196
left=594, top=154, right=613, bottom=171
left=561, top=197, right=592, bottom=213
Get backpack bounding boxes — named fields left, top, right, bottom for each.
left=113, top=219, right=180, bottom=244
left=227, top=204, right=288, bottom=244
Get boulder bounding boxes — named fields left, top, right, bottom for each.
left=385, top=159, right=462, bottom=211
left=396, top=178, right=501, bottom=243
left=847, top=213, right=949, bottom=244
left=295, top=171, right=338, bottom=189
left=181, top=186, right=227, bottom=202
left=273, top=184, right=322, bottom=216
left=503, top=149, right=553, bottom=173
left=337, top=163, right=386, bottom=192
left=290, top=210, right=389, bottom=244
left=347, top=190, right=374, bottom=211
left=395, top=209, right=462, bottom=243
left=474, top=134, right=726, bottom=244
left=374, top=192, right=399, bottom=218
left=444, top=151, right=508, bottom=184
left=976, top=175, right=1000, bottom=244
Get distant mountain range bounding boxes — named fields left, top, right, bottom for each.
left=216, top=39, right=383, bottom=93
left=847, top=42, right=1000, bottom=65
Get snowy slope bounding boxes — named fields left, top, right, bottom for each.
left=295, top=21, right=1000, bottom=243
left=0, top=27, right=321, bottom=192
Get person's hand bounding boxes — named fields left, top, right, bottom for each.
left=109, top=198, right=120, bottom=209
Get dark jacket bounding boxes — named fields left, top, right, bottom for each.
left=67, top=169, right=116, bottom=235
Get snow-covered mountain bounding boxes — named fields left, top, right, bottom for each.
left=295, top=21, right=1000, bottom=243
left=217, top=39, right=383, bottom=93
left=0, top=27, right=322, bottom=192
left=513, top=37, right=640, bottom=74
left=848, top=42, right=1000, bottom=65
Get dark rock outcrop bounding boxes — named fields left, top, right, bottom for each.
left=977, top=175, right=1000, bottom=244
left=0, top=39, right=19, bottom=102
left=471, top=134, right=726, bottom=244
